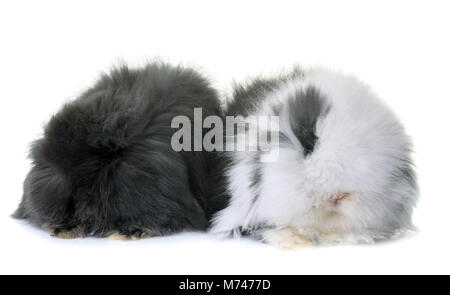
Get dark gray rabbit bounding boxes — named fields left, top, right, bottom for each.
left=14, top=62, right=224, bottom=239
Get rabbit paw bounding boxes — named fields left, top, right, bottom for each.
left=262, top=227, right=313, bottom=250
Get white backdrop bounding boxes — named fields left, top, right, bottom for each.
left=0, top=0, right=449, bottom=274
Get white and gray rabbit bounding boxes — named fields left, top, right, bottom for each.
left=209, top=67, right=418, bottom=248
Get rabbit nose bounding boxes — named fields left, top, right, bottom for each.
left=330, top=192, right=350, bottom=206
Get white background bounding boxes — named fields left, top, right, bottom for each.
left=0, top=0, right=449, bottom=275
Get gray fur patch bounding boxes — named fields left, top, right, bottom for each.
left=287, top=86, right=330, bottom=156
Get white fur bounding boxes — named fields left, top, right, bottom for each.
left=210, top=68, right=418, bottom=247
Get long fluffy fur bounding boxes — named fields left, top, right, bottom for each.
left=14, top=62, right=223, bottom=238
left=210, top=68, right=418, bottom=246
left=14, top=63, right=419, bottom=247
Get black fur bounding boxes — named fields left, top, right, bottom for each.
left=286, top=86, right=330, bottom=156
left=202, top=152, right=232, bottom=220
left=14, top=62, right=222, bottom=237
